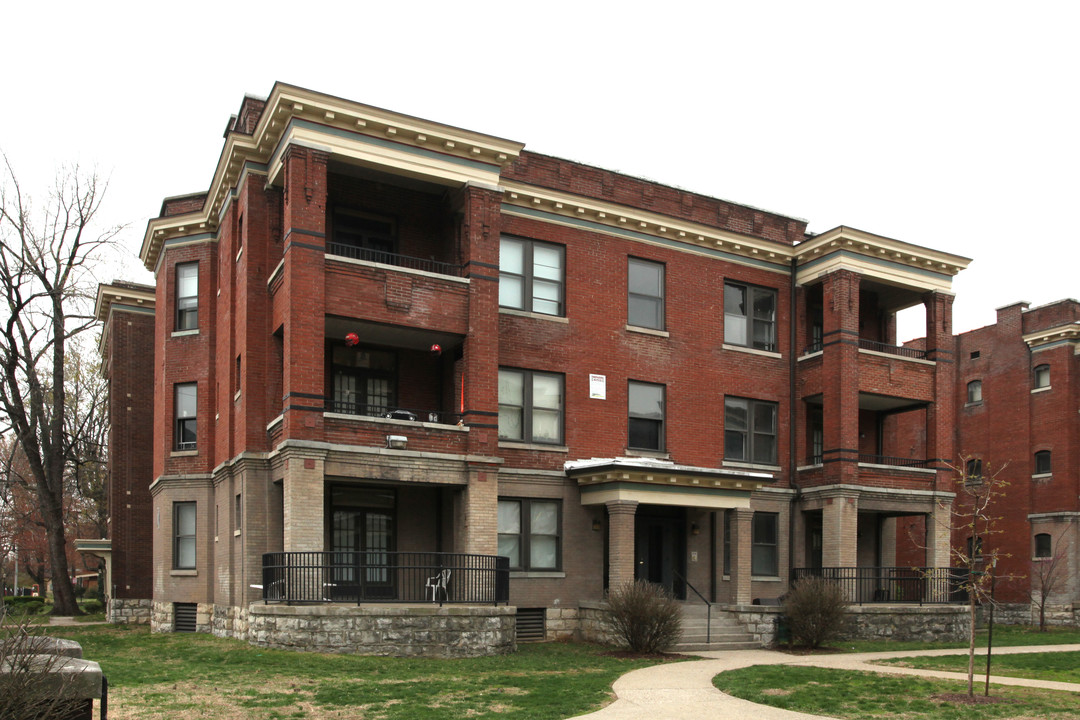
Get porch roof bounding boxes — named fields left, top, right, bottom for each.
left=566, top=457, right=773, bottom=508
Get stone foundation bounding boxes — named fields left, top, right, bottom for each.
left=577, top=601, right=618, bottom=645
left=107, top=597, right=151, bottom=625
left=545, top=606, right=579, bottom=641
left=994, top=602, right=1080, bottom=627
left=246, top=603, right=516, bottom=657
left=839, top=604, right=968, bottom=642
left=150, top=600, right=214, bottom=634
left=728, top=605, right=783, bottom=645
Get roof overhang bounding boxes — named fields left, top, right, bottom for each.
left=566, top=457, right=773, bottom=508
left=1023, top=322, right=1080, bottom=353
left=794, top=226, right=971, bottom=296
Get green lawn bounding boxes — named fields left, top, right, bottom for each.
left=44, top=625, right=668, bottom=720
left=714, top=665, right=1080, bottom=720
left=878, top=651, right=1080, bottom=684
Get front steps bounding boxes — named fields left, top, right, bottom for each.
left=673, top=603, right=760, bottom=651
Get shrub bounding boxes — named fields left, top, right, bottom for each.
left=783, top=576, right=849, bottom=649
left=78, top=599, right=103, bottom=615
left=0, top=620, right=86, bottom=719
left=605, top=580, right=682, bottom=653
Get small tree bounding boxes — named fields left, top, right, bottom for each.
left=605, top=580, right=682, bottom=653
left=783, top=576, right=848, bottom=649
left=1031, top=538, right=1068, bottom=632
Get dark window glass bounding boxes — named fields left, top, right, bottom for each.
left=627, top=258, right=664, bottom=330
left=725, top=282, right=776, bottom=352
left=1034, top=533, right=1052, bottom=558
left=725, top=397, right=778, bottom=465
left=330, top=346, right=397, bottom=417
left=751, top=512, right=778, bottom=576
left=628, top=381, right=664, bottom=451
left=965, top=458, right=983, bottom=482
left=1035, top=450, right=1052, bottom=475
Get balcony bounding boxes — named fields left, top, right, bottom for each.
left=326, top=244, right=463, bottom=278
left=325, top=401, right=462, bottom=426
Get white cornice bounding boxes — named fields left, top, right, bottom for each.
left=1022, top=322, right=1080, bottom=350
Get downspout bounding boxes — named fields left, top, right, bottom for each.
left=788, top=256, right=801, bottom=583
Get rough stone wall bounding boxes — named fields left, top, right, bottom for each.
left=838, top=605, right=968, bottom=642
left=994, top=602, right=1080, bottom=627
left=212, top=604, right=250, bottom=639
left=108, top=597, right=152, bottom=625
left=544, top=606, right=578, bottom=641
left=578, top=602, right=618, bottom=646
left=728, top=605, right=782, bottom=645
left=246, top=604, right=515, bottom=658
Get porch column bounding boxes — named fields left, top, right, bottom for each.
left=822, top=490, right=858, bottom=567
left=729, top=508, right=754, bottom=605
left=821, top=269, right=861, bottom=485
left=460, top=465, right=499, bottom=556
left=924, top=292, right=956, bottom=489
left=606, top=500, right=638, bottom=592
left=926, top=497, right=953, bottom=568
left=281, top=449, right=326, bottom=552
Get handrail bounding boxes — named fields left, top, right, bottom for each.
left=858, top=338, right=928, bottom=360
left=674, top=570, right=711, bottom=644
left=326, top=243, right=463, bottom=277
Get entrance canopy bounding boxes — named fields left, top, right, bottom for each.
left=566, top=457, right=772, bottom=509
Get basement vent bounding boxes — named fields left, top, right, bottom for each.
left=970, top=350, right=980, bottom=359
left=516, top=608, right=546, bottom=642
left=174, top=603, right=197, bottom=633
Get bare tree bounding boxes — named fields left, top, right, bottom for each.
left=0, top=157, right=122, bottom=615
left=1031, top=538, right=1068, bottom=632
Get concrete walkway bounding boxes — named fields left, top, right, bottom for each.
left=573, top=644, right=1080, bottom=720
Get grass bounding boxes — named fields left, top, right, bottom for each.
left=43, top=625, right=669, bottom=720
left=841, top=624, right=1080, bottom=653
left=878, top=651, right=1080, bottom=684
left=714, top=665, right=1080, bottom=719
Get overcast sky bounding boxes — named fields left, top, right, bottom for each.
left=2, top=1, right=1076, bottom=340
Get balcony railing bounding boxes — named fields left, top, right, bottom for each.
left=326, top=243, right=464, bottom=277
left=858, top=454, right=932, bottom=469
left=858, top=338, right=928, bottom=360
left=326, top=401, right=463, bottom=426
left=261, top=551, right=510, bottom=606
left=791, top=567, right=970, bottom=604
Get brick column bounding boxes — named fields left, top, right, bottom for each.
left=822, top=491, right=858, bottom=567
left=729, top=508, right=753, bottom=605
left=606, top=500, right=638, bottom=592
left=924, top=292, right=956, bottom=488
left=281, top=450, right=326, bottom=553
left=280, top=146, right=328, bottom=441
left=926, top=497, right=953, bottom=568
left=821, top=270, right=861, bottom=484
left=459, top=465, right=499, bottom=556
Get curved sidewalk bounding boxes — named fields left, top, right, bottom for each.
left=573, top=644, right=1080, bottom=720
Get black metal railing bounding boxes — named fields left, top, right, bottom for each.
left=802, top=341, right=824, bottom=355
left=858, top=338, right=928, bottom=360
left=857, top=454, right=933, bottom=469
left=674, top=570, right=711, bottom=644
left=260, top=551, right=510, bottom=606
left=326, top=243, right=463, bottom=277
left=325, top=401, right=463, bottom=426
left=791, top=567, right=969, bottom=605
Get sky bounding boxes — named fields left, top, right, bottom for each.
left=2, top=1, right=1077, bottom=340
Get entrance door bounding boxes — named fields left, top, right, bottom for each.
left=806, top=512, right=823, bottom=570
left=634, top=507, right=686, bottom=599
left=329, top=486, right=396, bottom=601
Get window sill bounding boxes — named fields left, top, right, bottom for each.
left=722, top=344, right=781, bottom=359
left=171, top=329, right=199, bottom=338
left=752, top=576, right=782, bottom=582
left=723, top=460, right=781, bottom=473
left=964, top=401, right=983, bottom=408
left=625, top=448, right=670, bottom=459
left=499, top=307, right=569, bottom=323
left=509, top=571, right=566, bottom=579
left=233, top=529, right=241, bottom=537
left=499, top=441, right=568, bottom=453
left=233, top=390, right=241, bottom=402
left=170, top=569, right=197, bottom=577
left=170, top=450, right=198, bottom=457
left=625, top=324, right=669, bottom=338
left=1032, top=473, right=1053, bottom=480
left=1031, top=386, right=1051, bottom=394
left=797, top=350, right=823, bottom=361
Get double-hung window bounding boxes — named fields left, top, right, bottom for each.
left=1034, top=533, right=1052, bottom=558
left=627, top=258, right=664, bottom=330
left=498, top=498, right=561, bottom=571
left=175, top=383, right=197, bottom=451
left=176, top=262, right=198, bottom=330
left=724, top=282, right=777, bottom=352
left=1035, top=450, right=1052, bottom=475
left=173, top=502, right=196, bottom=569
left=498, top=369, right=564, bottom=444
left=751, top=512, right=778, bottom=576
left=1034, top=365, right=1050, bottom=389
left=725, top=397, right=778, bottom=465
left=628, top=381, right=665, bottom=451
left=967, top=380, right=982, bottom=403
left=499, top=237, right=564, bottom=316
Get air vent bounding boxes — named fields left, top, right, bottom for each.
left=516, top=608, right=546, bottom=642
left=174, top=603, right=197, bottom=633
left=970, top=350, right=980, bottom=359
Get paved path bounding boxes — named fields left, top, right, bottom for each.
left=573, top=644, right=1080, bottom=720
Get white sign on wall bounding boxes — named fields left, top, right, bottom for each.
left=589, top=374, right=606, bottom=400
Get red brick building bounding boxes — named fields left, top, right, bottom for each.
left=104, top=83, right=1053, bottom=648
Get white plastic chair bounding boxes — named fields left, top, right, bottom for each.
left=425, top=569, right=450, bottom=603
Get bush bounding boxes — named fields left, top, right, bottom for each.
left=783, top=576, right=849, bottom=649
left=0, top=620, right=87, bottom=719
left=605, top=580, right=682, bottom=653
left=78, top=599, right=103, bottom=615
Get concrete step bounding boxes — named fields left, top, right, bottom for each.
left=672, top=639, right=762, bottom=652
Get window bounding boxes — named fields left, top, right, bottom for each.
left=176, top=262, right=198, bottom=330
left=970, top=350, right=980, bottom=359
left=332, top=209, right=395, bottom=257
left=499, top=237, right=564, bottom=316
left=966, top=535, right=983, bottom=562
left=966, top=380, right=982, bottom=403
left=628, top=381, right=665, bottom=451
left=1034, top=533, right=1052, bottom=558
left=1035, top=450, right=1052, bottom=475
left=498, top=499, right=560, bottom=571
left=235, top=494, right=241, bottom=531
left=725, top=397, right=778, bottom=465
left=174, top=383, right=197, bottom=451
left=330, top=346, right=396, bottom=416
left=627, top=258, right=664, bottom=329
left=1034, top=364, right=1050, bottom=389
left=751, top=512, right=778, bottom=576
left=722, top=510, right=732, bottom=576
left=965, top=458, right=983, bottom=483
left=173, top=502, right=196, bottom=569
left=725, top=282, right=777, bottom=352
left=498, top=369, right=564, bottom=444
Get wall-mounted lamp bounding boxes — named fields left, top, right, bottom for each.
left=386, top=435, right=408, bottom=450
left=691, top=523, right=700, bottom=536
left=592, top=519, right=602, bottom=532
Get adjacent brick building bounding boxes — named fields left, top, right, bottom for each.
left=96, top=83, right=1073, bottom=644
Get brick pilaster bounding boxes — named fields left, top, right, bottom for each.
left=282, top=450, right=326, bottom=553
left=460, top=465, right=499, bottom=556
left=729, top=508, right=753, bottom=605
left=821, top=270, right=861, bottom=485
left=606, top=500, right=638, bottom=592
left=822, top=491, right=859, bottom=568
left=924, top=292, right=956, bottom=488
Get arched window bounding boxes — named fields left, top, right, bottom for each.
left=1035, top=450, right=1052, bottom=475
left=966, top=380, right=982, bottom=403
left=1034, top=533, right=1052, bottom=558
left=1034, top=364, right=1050, bottom=389
left=965, top=458, right=983, bottom=482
